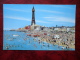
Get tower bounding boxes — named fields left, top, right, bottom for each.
left=31, top=7, right=36, bottom=25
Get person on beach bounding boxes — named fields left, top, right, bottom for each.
left=39, top=41, right=40, bottom=44
left=58, top=45, right=60, bottom=48
left=29, top=40, right=30, bottom=43
left=62, top=46, right=65, bottom=50
left=48, top=44, right=49, bottom=47
left=33, top=44, right=37, bottom=48
left=6, top=46, right=9, bottom=49
left=53, top=43, right=55, bottom=46
left=66, top=45, right=69, bottom=49
left=41, top=46, right=43, bottom=49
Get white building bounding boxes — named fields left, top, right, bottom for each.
left=35, top=26, right=41, bottom=31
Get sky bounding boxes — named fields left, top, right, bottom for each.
left=3, top=4, right=76, bottom=30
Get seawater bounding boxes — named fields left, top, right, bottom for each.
left=3, top=30, right=75, bottom=50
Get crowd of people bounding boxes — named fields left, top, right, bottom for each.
left=26, top=30, right=75, bottom=49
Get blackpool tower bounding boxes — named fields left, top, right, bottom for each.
left=31, top=7, right=36, bottom=25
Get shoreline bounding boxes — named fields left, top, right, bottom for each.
left=4, top=30, right=75, bottom=49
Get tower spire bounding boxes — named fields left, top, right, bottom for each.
left=31, top=6, right=36, bottom=25
left=33, top=6, right=34, bottom=9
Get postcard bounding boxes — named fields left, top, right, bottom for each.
left=3, top=4, right=76, bottom=50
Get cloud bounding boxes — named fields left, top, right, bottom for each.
left=4, top=16, right=50, bottom=24
left=4, top=8, right=30, bottom=12
left=3, top=28, right=10, bottom=30
left=5, top=16, right=30, bottom=21
left=51, top=5, right=75, bottom=9
left=43, top=16, right=75, bottom=23
left=37, top=9, right=64, bottom=14
left=44, top=17, right=55, bottom=18
left=5, top=16, right=75, bottom=24
left=36, top=20, right=50, bottom=23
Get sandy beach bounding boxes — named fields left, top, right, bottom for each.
left=26, top=30, right=75, bottom=49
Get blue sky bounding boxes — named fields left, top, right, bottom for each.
left=3, top=4, right=76, bottom=30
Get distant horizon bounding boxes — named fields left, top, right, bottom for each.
left=3, top=4, right=76, bottom=30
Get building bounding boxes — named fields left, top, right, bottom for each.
left=53, top=26, right=67, bottom=32
left=66, top=27, right=75, bottom=32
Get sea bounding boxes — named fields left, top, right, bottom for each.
left=3, top=30, right=75, bottom=50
